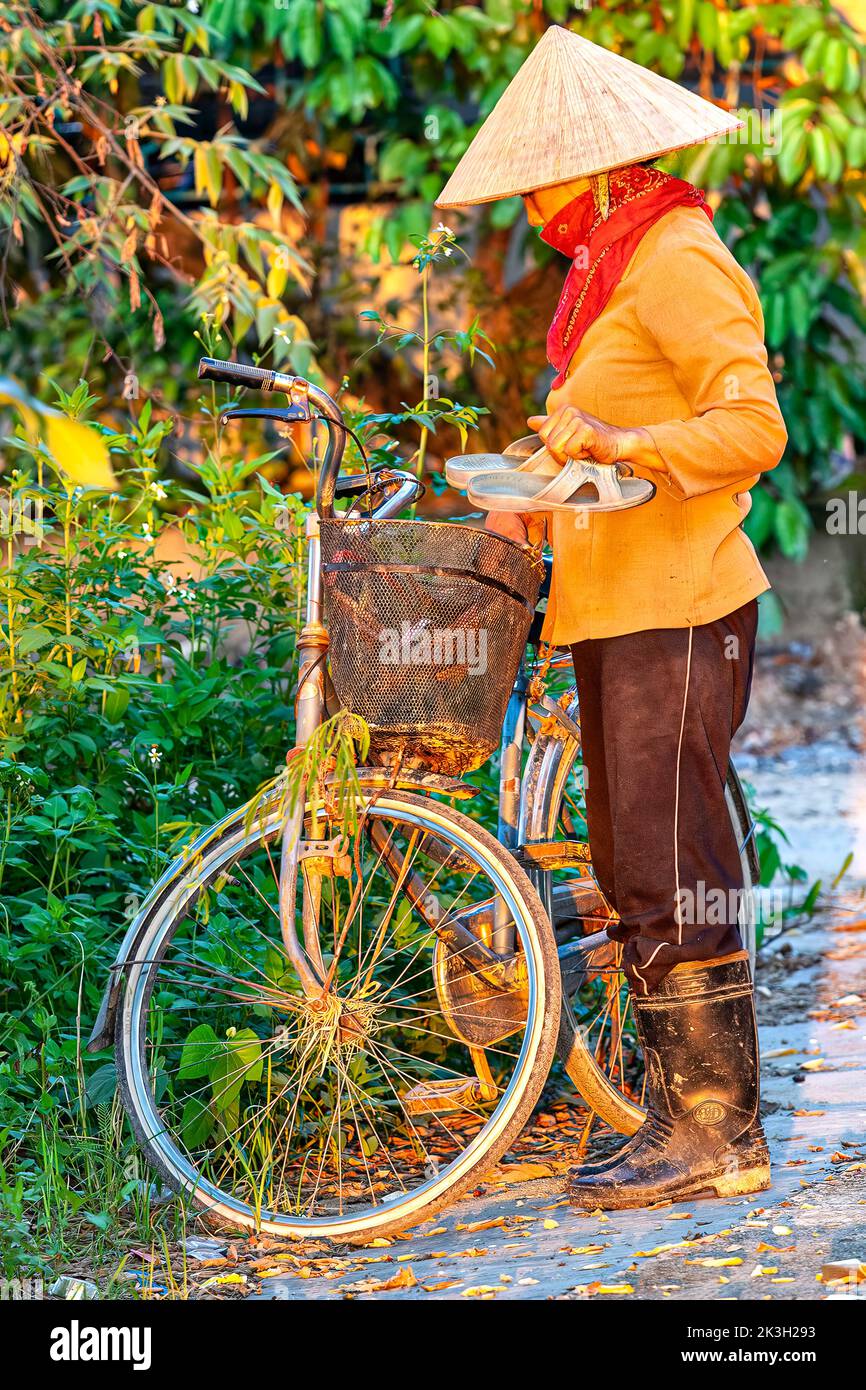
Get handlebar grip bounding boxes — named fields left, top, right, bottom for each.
left=198, top=357, right=274, bottom=390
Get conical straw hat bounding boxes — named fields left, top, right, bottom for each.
left=435, top=26, right=743, bottom=207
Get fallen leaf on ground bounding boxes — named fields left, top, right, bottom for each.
left=344, top=1266, right=417, bottom=1294
left=494, top=1161, right=570, bottom=1182
left=577, top=1282, right=634, bottom=1296
left=200, top=1273, right=247, bottom=1288
left=455, top=1217, right=505, bottom=1233
left=685, top=1257, right=742, bottom=1268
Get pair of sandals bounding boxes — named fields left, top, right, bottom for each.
left=446, top=434, right=655, bottom=515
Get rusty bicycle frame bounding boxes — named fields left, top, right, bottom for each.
left=90, top=356, right=759, bottom=1144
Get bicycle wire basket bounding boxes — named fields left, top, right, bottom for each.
left=320, top=516, right=544, bottom=775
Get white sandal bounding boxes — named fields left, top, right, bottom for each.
left=503, top=434, right=541, bottom=459
left=466, top=455, right=656, bottom=514
left=445, top=441, right=559, bottom=490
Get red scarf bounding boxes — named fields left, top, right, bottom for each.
left=541, top=166, right=713, bottom=388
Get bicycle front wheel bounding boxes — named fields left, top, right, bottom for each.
left=116, top=790, right=560, bottom=1241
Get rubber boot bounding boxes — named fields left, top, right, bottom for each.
left=569, top=955, right=770, bottom=1210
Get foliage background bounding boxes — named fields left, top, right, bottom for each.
left=0, top=0, right=860, bottom=1279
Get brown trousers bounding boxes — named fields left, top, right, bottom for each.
left=571, top=600, right=758, bottom=995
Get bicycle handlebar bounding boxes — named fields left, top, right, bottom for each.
left=197, top=357, right=294, bottom=392
left=196, top=357, right=425, bottom=520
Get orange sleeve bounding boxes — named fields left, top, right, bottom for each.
left=635, top=235, right=787, bottom=500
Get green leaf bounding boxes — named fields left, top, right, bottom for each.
left=17, top=626, right=54, bottom=656
left=85, top=1062, right=117, bottom=1107
left=181, top=1096, right=215, bottom=1148
left=774, top=497, right=811, bottom=562
left=178, top=1023, right=221, bottom=1081
left=103, top=686, right=130, bottom=724
left=210, top=1028, right=263, bottom=1110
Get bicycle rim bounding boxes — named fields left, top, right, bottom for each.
left=116, top=791, right=559, bottom=1239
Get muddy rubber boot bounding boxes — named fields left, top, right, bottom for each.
left=569, top=955, right=770, bottom=1210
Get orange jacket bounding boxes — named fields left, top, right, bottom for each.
left=536, top=204, right=787, bottom=644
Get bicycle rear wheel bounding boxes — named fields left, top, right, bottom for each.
left=116, top=790, right=560, bottom=1241
left=522, top=690, right=758, bottom=1136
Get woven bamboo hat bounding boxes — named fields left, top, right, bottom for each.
left=435, top=26, right=743, bottom=208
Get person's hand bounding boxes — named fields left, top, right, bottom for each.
left=528, top=405, right=637, bottom=466
left=485, top=511, right=547, bottom=547
left=485, top=510, right=529, bottom=545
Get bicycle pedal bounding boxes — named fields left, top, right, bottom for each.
left=402, top=1076, right=496, bottom=1116
left=514, top=840, right=591, bottom=871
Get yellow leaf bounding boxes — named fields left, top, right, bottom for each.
left=44, top=413, right=117, bottom=491
left=455, top=1218, right=505, bottom=1234
left=685, top=1257, right=742, bottom=1268
left=267, top=181, right=284, bottom=228
left=267, top=262, right=289, bottom=300
left=0, top=378, right=117, bottom=490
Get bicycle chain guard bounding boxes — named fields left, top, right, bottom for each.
left=432, top=931, right=528, bottom=1047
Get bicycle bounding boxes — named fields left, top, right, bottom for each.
left=89, top=358, right=758, bottom=1241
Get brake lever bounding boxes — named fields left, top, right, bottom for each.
left=219, top=376, right=311, bottom=428
left=218, top=404, right=311, bottom=428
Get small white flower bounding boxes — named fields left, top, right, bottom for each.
left=148, top=745, right=162, bottom=767
left=149, top=482, right=167, bottom=500
left=436, top=222, right=453, bottom=235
